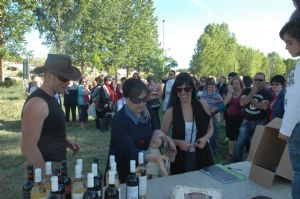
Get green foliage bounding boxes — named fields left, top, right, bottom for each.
left=267, top=52, right=286, bottom=80
left=190, top=23, right=238, bottom=76
left=284, top=58, right=298, bottom=74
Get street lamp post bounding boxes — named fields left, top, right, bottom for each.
left=162, top=19, right=165, bottom=51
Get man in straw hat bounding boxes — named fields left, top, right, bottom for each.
left=21, top=54, right=81, bottom=172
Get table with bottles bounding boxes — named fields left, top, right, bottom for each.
left=120, top=161, right=291, bottom=199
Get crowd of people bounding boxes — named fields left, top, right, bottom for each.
left=21, top=4, right=300, bottom=198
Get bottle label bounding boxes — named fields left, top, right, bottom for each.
left=65, top=184, right=72, bottom=194
left=72, top=193, right=84, bottom=199
left=138, top=176, right=147, bottom=196
left=126, top=186, right=138, bottom=199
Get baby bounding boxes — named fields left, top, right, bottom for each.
left=146, top=130, right=176, bottom=179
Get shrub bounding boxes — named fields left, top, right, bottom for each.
left=0, top=78, right=17, bottom=88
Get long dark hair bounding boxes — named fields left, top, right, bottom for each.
left=168, top=72, right=197, bottom=109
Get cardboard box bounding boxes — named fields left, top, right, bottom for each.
left=248, top=118, right=293, bottom=188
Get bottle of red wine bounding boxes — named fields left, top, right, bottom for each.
left=48, top=176, right=62, bottom=199
left=60, top=160, right=71, bottom=199
left=92, top=163, right=102, bottom=199
left=136, top=152, right=147, bottom=199
left=126, top=160, right=139, bottom=199
left=23, top=164, right=34, bottom=199
left=105, top=171, right=119, bottom=199
left=83, top=173, right=98, bottom=199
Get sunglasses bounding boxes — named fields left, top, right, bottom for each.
left=53, top=73, right=69, bottom=83
left=254, top=78, right=264, bottom=82
left=128, top=96, right=148, bottom=104
left=175, top=86, right=192, bottom=93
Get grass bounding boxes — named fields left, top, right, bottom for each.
left=0, top=82, right=230, bottom=199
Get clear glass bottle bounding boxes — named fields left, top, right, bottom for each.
left=23, top=164, right=34, bottom=199
left=42, top=161, right=52, bottom=197
left=136, top=152, right=147, bottom=199
left=104, top=171, right=119, bottom=199
left=47, top=176, right=62, bottom=199
left=83, top=173, right=98, bottom=199
left=126, top=160, right=139, bottom=199
left=72, top=164, right=86, bottom=199
left=31, top=168, right=47, bottom=199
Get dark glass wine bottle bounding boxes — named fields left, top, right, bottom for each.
left=53, top=167, right=65, bottom=198
left=136, top=152, right=147, bottom=199
left=23, top=164, right=34, bottom=199
left=92, top=163, right=102, bottom=199
left=104, top=171, right=119, bottom=199
left=60, top=160, right=71, bottom=199
left=126, top=160, right=139, bottom=199
left=83, top=173, right=98, bottom=199
left=48, top=176, right=62, bottom=199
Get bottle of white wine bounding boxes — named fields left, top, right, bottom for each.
left=42, top=161, right=52, bottom=197
left=23, top=164, right=34, bottom=199
left=104, top=171, right=119, bottom=199
left=31, top=168, right=47, bottom=199
left=136, top=152, right=147, bottom=199
left=105, top=155, right=115, bottom=187
left=83, top=173, right=98, bottom=199
left=72, top=164, right=86, bottom=199
left=48, top=176, right=62, bottom=199
left=92, top=163, right=102, bottom=199
left=126, top=160, right=139, bottom=199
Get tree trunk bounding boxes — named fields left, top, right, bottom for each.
left=0, top=4, right=3, bottom=82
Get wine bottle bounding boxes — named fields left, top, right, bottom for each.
left=105, top=155, right=115, bottom=187
left=126, top=160, right=139, bottom=199
left=53, top=167, right=65, bottom=198
left=104, top=171, right=119, bottom=199
left=60, top=160, right=71, bottom=199
left=48, top=176, right=62, bottom=199
left=92, top=163, right=102, bottom=199
left=72, top=164, right=86, bottom=199
left=31, top=168, right=47, bottom=199
left=42, top=161, right=52, bottom=197
left=77, top=159, right=83, bottom=173
left=83, top=173, right=98, bottom=199
left=136, top=152, right=147, bottom=199
left=23, top=164, right=34, bottom=199
left=110, top=162, right=121, bottom=199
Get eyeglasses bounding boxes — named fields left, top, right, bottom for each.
left=175, top=86, right=192, bottom=93
left=254, top=78, right=264, bottom=82
left=53, top=73, right=69, bottom=83
left=128, top=96, right=148, bottom=104
left=271, top=83, right=281, bottom=86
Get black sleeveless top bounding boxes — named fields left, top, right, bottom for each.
left=24, top=88, right=66, bottom=161
left=171, top=99, right=214, bottom=175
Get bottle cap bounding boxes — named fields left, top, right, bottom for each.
left=109, top=155, right=115, bottom=167
left=130, top=160, right=136, bottom=173
left=111, top=161, right=117, bottom=173
left=77, top=159, right=83, bottom=171
left=34, top=168, right=42, bottom=183
left=45, top=161, right=52, bottom=175
left=108, top=170, right=115, bottom=185
left=87, top=173, right=94, bottom=188
left=138, top=152, right=144, bottom=164
left=51, top=176, right=59, bottom=192
left=91, top=163, right=98, bottom=177
left=75, top=164, right=81, bottom=178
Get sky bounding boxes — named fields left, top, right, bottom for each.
left=25, top=0, right=295, bottom=69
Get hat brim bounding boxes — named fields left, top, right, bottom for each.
left=33, top=65, right=82, bottom=81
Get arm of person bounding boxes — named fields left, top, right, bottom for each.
left=240, top=87, right=258, bottom=107
left=195, top=118, right=214, bottom=149
left=223, top=92, right=232, bottom=105
left=250, top=99, right=270, bottom=110
left=21, top=97, right=48, bottom=173
left=66, top=137, right=80, bottom=155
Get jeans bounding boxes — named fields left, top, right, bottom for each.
left=232, top=119, right=268, bottom=162
left=78, top=105, right=88, bottom=123
left=64, top=104, right=76, bottom=122
left=210, top=118, right=219, bottom=156
left=287, top=123, right=300, bottom=199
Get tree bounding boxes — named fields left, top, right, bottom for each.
left=0, top=0, right=36, bottom=82
left=284, top=58, right=298, bottom=75
left=190, top=23, right=238, bottom=77
left=267, top=52, right=286, bottom=79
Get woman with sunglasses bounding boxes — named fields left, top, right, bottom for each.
left=161, top=72, right=214, bottom=175
left=279, top=16, right=300, bottom=199
left=107, top=78, right=175, bottom=183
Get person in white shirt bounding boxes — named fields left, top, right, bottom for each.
left=278, top=16, right=300, bottom=199
left=162, top=70, right=176, bottom=112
